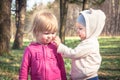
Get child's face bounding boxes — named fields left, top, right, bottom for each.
left=36, top=31, right=56, bottom=44
left=75, top=22, right=86, bottom=40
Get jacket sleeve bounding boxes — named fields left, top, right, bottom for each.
left=57, top=41, right=97, bottom=59
left=56, top=54, right=67, bottom=80
left=19, top=47, right=31, bottom=80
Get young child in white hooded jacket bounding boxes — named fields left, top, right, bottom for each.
left=54, top=8, right=106, bottom=80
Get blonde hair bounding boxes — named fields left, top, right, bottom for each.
left=32, top=11, right=58, bottom=37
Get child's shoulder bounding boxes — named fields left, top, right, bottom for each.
left=26, top=42, right=42, bottom=49
left=24, top=42, right=43, bottom=53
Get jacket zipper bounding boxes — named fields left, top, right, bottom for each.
left=43, top=45, right=46, bottom=80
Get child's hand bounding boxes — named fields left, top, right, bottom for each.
left=54, top=36, right=61, bottom=47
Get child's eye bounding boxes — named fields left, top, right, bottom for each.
left=52, top=33, right=55, bottom=34
left=75, top=28, right=82, bottom=31
left=79, top=28, right=83, bottom=30
left=43, top=32, right=56, bottom=35
left=43, top=32, right=49, bottom=35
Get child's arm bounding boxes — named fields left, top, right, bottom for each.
left=19, top=47, right=31, bottom=80
left=54, top=36, right=93, bottom=59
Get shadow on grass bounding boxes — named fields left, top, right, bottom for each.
left=0, top=61, right=20, bottom=72
left=0, top=61, right=19, bottom=80
left=0, top=51, right=21, bottom=80
left=99, top=76, right=120, bottom=80
left=100, top=68, right=120, bottom=71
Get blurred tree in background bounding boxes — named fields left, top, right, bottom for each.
left=59, top=0, right=69, bottom=43
left=12, top=0, right=26, bottom=49
left=0, top=0, right=120, bottom=54
left=0, top=0, right=12, bottom=55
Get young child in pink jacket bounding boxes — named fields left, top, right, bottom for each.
left=19, top=11, right=67, bottom=80
left=54, top=9, right=106, bottom=80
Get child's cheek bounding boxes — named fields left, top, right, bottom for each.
left=52, top=36, right=56, bottom=40
left=52, top=34, right=56, bottom=39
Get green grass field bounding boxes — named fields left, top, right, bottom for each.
left=0, top=37, right=120, bottom=80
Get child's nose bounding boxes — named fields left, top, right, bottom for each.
left=48, top=34, right=52, bottom=38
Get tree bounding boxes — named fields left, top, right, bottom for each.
left=58, top=0, right=106, bottom=39
left=59, top=0, right=68, bottom=43
left=12, top=0, right=26, bottom=49
left=82, top=0, right=89, bottom=10
left=0, top=0, right=12, bottom=55
left=100, top=0, right=120, bottom=36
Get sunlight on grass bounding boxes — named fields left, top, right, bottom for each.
left=103, top=55, right=120, bottom=59
left=0, top=50, right=22, bottom=80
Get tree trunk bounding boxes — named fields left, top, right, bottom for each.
left=82, top=0, right=89, bottom=10
left=12, top=0, right=26, bottom=49
left=0, top=0, right=11, bottom=55
left=59, top=0, right=68, bottom=43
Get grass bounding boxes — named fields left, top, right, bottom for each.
left=0, top=37, right=120, bottom=80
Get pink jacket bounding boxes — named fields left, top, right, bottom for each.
left=19, top=42, right=67, bottom=80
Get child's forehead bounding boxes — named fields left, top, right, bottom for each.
left=76, top=22, right=85, bottom=28
left=42, top=31, right=56, bottom=33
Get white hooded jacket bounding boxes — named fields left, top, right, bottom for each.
left=57, top=9, right=106, bottom=80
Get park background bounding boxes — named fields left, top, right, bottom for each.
left=0, top=0, right=120, bottom=80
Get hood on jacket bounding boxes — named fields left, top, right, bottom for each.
left=80, top=8, right=106, bottom=39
